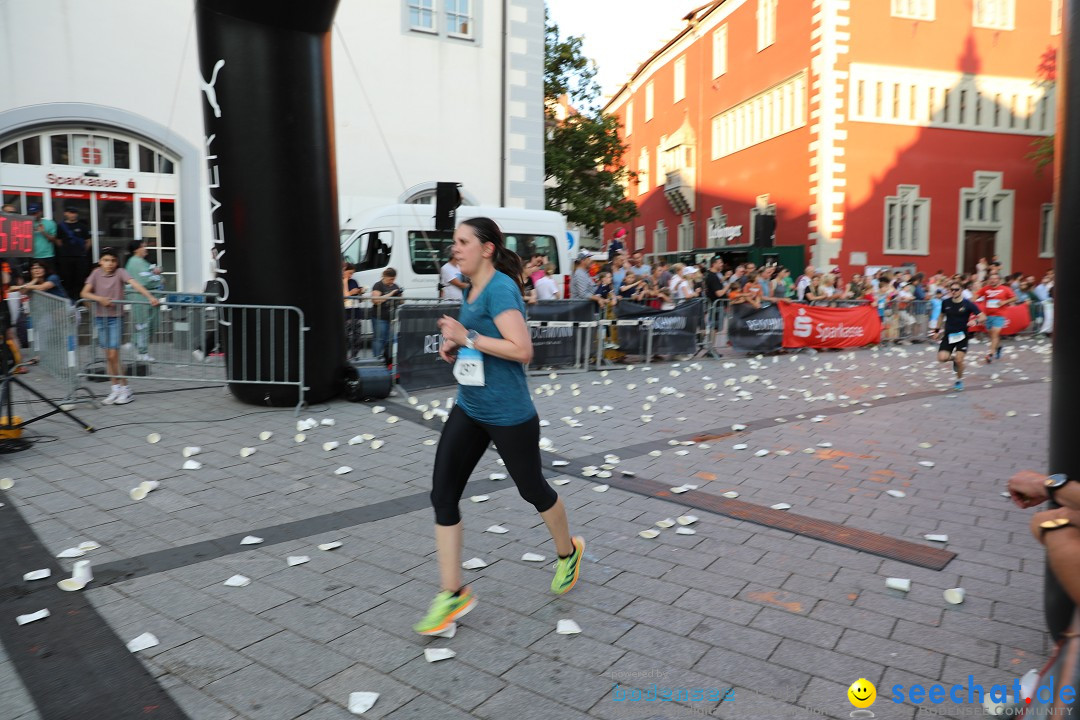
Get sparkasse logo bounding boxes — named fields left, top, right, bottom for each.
left=793, top=308, right=812, bottom=338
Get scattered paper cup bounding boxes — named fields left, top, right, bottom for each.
left=556, top=619, right=582, bottom=635
left=638, top=529, right=661, bottom=539
left=286, top=556, right=310, bottom=567
left=56, top=547, right=84, bottom=559
left=126, top=632, right=160, bottom=653
left=348, top=692, right=379, bottom=715
left=182, top=460, right=202, bottom=470
left=223, top=574, right=251, bottom=587
left=321, top=418, right=335, bottom=426
left=0, top=478, right=13, bottom=490
left=23, top=569, right=50, bottom=581
left=655, top=519, right=676, bottom=528
left=240, top=535, right=263, bottom=545
left=462, top=557, right=488, bottom=570
left=294, top=433, right=306, bottom=443
left=240, top=447, right=256, bottom=458
left=129, top=480, right=160, bottom=501
left=323, top=441, right=339, bottom=452
left=485, top=525, right=508, bottom=534
left=16, top=609, right=49, bottom=625
left=335, top=466, right=353, bottom=475
left=318, top=542, right=343, bottom=551
left=521, top=553, right=546, bottom=562
left=944, top=587, right=966, bottom=605
left=675, top=527, right=697, bottom=535
left=146, top=433, right=161, bottom=444
left=182, top=446, right=201, bottom=458
left=886, top=577, right=912, bottom=592
left=258, top=431, right=273, bottom=441
left=424, top=648, right=455, bottom=662
left=58, top=560, right=93, bottom=591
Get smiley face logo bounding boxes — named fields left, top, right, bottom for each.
left=848, top=678, right=876, bottom=709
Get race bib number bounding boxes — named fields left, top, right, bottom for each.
left=986, top=299, right=1001, bottom=309
left=948, top=332, right=965, bottom=345
left=453, top=347, right=486, bottom=386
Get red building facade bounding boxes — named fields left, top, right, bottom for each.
left=604, top=0, right=1060, bottom=277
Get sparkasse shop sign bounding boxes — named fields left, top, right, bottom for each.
left=45, top=172, right=126, bottom=189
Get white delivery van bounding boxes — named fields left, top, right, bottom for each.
left=340, top=205, right=571, bottom=299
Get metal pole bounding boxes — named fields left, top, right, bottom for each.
left=1046, top=0, right=1076, bottom=640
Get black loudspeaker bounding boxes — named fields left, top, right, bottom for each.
left=755, top=213, right=776, bottom=247
left=344, top=360, right=392, bottom=401
left=435, top=182, right=462, bottom=232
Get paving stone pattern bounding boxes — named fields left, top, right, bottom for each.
left=0, top=338, right=1057, bottom=719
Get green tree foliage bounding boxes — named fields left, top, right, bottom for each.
left=544, top=14, right=637, bottom=238
left=1027, top=46, right=1057, bottom=174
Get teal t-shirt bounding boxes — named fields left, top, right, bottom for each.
left=456, top=271, right=535, bottom=426
left=33, top=218, right=57, bottom=259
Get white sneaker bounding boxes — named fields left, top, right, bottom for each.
left=113, top=387, right=133, bottom=405
left=101, top=386, right=122, bottom=405
left=122, top=342, right=133, bottom=352
left=192, top=349, right=205, bottom=362
left=137, top=354, right=156, bottom=363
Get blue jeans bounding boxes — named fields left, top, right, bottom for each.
left=986, top=315, right=1006, bottom=330
left=373, top=318, right=390, bottom=361
left=95, top=316, right=122, bottom=349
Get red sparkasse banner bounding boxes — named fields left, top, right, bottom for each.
left=970, top=303, right=1031, bottom=336
left=779, top=303, right=882, bottom=348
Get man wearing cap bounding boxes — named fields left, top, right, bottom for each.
left=28, top=204, right=59, bottom=261
left=608, top=228, right=627, bottom=260
left=570, top=252, right=599, bottom=301
left=56, top=208, right=92, bottom=300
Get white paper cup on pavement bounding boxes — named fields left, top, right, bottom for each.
left=58, top=560, right=93, bottom=591
left=885, top=577, right=911, bottom=592
left=944, top=588, right=965, bottom=605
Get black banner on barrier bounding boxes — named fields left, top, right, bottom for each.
left=728, top=302, right=784, bottom=354
left=526, top=300, right=595, bottom=367
left=615, top=300, right=702, bottom=356
left=396, top=304, right=456, bottom=392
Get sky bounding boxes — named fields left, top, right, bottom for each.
left=545, top=0, right=705, bottom=101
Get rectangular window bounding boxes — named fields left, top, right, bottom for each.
left=637, top=149, right=649, bottom=196
left=674, top=56, right=686, bottom=103
left=654, top=220, right=667, bottom=254
left=635, top=226, right=645, bottom=253
left=645, top=81, right=655, bottom=121
left=138, top=145, right=155, bottom=173
left=1052, top=0, right=1063, bottom=35
left=891, top=0, right=935, bottom=20
left=626, top=101, right=634, bottom=136
left=113, top=140, right=130, bottom=169
left=973, top=0, right=1015, bottom=30
left=710, top=71, right=807, bottom=160
left=21, top=138, right=40, bottom=165
left=51, top=134, right=70, bottom=165
left=446, top=0, right=471, bottom=37
left=712, top=25, right=727, bottom=79
left=408, top=0, right=436, bottom=32
left=883, top=185, right=930, bottom=254
left=1041, top=203, right=1055, bottom=257
left=757, top=0, right=777, bottom=51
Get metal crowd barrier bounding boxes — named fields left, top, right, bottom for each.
left=27, top=291, right=78, bottom=388
left=55, top=298, right=308, bottom=410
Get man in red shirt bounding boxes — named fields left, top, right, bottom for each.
left=975, top=272, right=1016, bottom=363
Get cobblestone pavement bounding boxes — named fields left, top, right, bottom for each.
left=0, top=336, right=1056, bottom=720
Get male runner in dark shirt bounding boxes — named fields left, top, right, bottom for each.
left=932, top=282, right=985, bottom=391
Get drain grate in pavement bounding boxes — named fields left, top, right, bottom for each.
left=610, top=473, right=956, bottom=570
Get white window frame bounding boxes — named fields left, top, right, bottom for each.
left=445, top=0, right=472, bottom=39
left=1040, top=203, right=1055, bottom=257
left=654, top=219, right=667, bottom=254
left=408, top=0, right=437, bottom=33
left=634, top=226, right=645, bottom=252
left=757, top=0, right=777, bottom=51
left=626, top=101, right=634, bottom=137
left=656, top=143, right=664, bottom=188
left=1052, top=0, right=1063, bottom=35
left=674, top=56, right=687, bottom=103
left=677, top=215, right=695, bottom=251
left=637, top=148, right=649, bottom=196
left=973, top=0, right=1015, bottom=30
left=891, top=0, right=935, bottom=21
left=883, top=185, right=930, bottom=255
left=710, top=71, right=807, bottom=159
left=645, top=81, right=655, bottom=121
left=713, top=25, right=728, bottom=79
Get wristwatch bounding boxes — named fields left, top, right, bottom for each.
left=1039, top=516, right=1073, bottom=540
left=464, top=329, right=479, bottom=350
left=1045, top=473, right=1071, bottom=503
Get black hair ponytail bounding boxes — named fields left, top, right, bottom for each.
left=460, top=217, right=524, bottom=293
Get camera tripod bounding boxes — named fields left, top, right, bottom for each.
left=0, top=349, right=94, bottom=437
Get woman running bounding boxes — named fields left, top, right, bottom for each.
left=414, top=217, right=583, bottom=636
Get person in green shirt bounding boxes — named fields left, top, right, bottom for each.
left=774, top=266, right=795, bottom=299
left=29, top=204, right=58, bottom=260
left=125, top=240, right=164, bottom=362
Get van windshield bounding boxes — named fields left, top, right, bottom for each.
left=505, top=234, right=559, bottom=274
left=350, top=230, right=392, bottom=271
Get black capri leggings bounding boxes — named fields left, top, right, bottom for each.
left=431, top=405, right=559, bottom=526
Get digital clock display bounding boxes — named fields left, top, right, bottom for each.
left=0, top=213, right=34, bottom=257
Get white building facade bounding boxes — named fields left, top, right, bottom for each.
left=0, top=0, right=545, bottom=291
